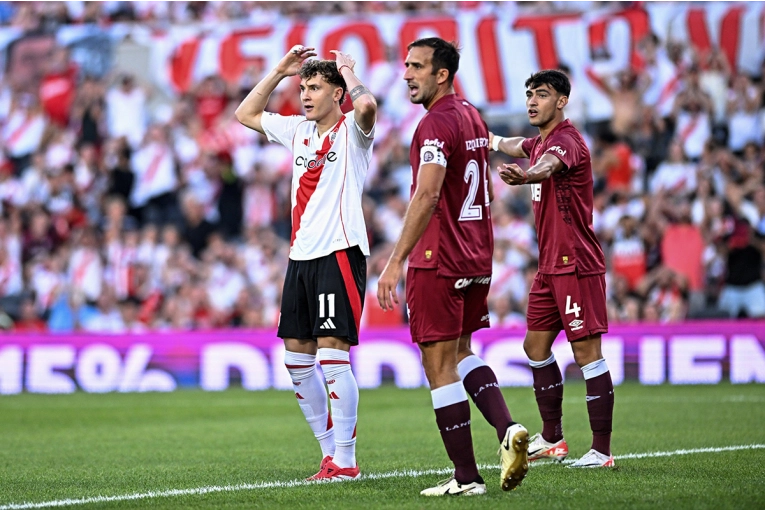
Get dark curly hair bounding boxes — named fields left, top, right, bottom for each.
left=525, top=69, right=571, bottom=97
left=298, top=59, right=347, bottom=104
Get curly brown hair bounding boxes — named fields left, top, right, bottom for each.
left=298, top=59, right=347, bottom=104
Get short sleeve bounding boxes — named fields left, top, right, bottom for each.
left=414, top=113, right=456, bottom=166
left=345, top=112, right=375, bottom=149
left=261, top=112, right=307, bottom=149
left=521, top=137, right=536, bottom=158
left=542, top=131, right=581, bottom=171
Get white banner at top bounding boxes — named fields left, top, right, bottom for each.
left=147, top=3, right=765, bottom=115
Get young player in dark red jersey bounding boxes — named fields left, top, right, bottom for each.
left=491, top=69, right=614, bottom=468
left=377, top=38, right=529, bottom=496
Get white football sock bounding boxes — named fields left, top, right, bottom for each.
left=284, top=351, right=334, bottom=458
left=318, top=348, right=358, bottom=468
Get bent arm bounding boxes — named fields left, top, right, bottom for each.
left=523, top=153, right=566, bottom=183
left=342, top=69, right=377, bottom=134
left=234, top=69, right=286, bottom=135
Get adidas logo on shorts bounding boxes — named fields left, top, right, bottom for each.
left=320, top=318, right=336, bottom=330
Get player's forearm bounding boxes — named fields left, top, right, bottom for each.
left=523, top=159, right=555, bottom=184
left=235, top=69, right=286, bottom=132
left=388, top=191, right=438, bottom=264
left=340, top=67, right=377, bottom=131
left=493, top=136, right=528, bottom=158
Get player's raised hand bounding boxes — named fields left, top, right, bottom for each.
left=377, top=260, right=402, bottom=311
left=275, top=45, right=317, bottom=77
left=498, top=163, right=528, bottom=186
left=330, top=50, right=355, bottom=73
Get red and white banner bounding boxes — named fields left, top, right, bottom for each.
left=149, top=2, right=765, bottom=115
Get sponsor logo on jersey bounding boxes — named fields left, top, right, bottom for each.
left=423, top=138, right=445, bottom=148
left=465, top=137, right=489, bottom=151
left=295, top=152, right=338, bottom=169
left=569, top=319, right=583, bottom=331
left=546, top=145, right=566, bottom=157
left=423, top=150, right=434, bottom=162
left=454, top=276, right=491, bottom=289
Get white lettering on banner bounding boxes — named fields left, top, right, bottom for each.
left=200, top=343, right=270, bottom=391
left=0, top=334, right=763, bottom=393
left=730, top=336, right=765, bottom=384
left=118, top=344, right=176, bottom=392
left=353, top=341, right=423, bottom=388
left=669, top=336, right=726, bottom=384
left=0, top=346, right=22, bottom=394
left=27, top=345, right=76, bottom=394
left=484, top=339, right=532, bottom=387
left=639, top=336, right=666, bottom=385
left=76, top=345, right=123, bottom=393
left=270, top=344, right=293, bottom=390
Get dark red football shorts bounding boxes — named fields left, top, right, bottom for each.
left=526, top=271, right=608, bottom=341
left=406, top=267, right=491, bottom=343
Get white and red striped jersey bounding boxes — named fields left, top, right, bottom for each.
left=261, top=111, right=373, bottom=261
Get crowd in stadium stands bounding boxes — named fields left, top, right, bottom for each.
left=0, top=1, right=763, bottom=333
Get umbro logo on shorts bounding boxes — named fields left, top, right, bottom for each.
left=320, top=318, right=336, bottom=330
left=569, top=319, right=584, bottom=331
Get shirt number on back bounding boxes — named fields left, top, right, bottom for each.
left=459, top=159, right=484, bottom=221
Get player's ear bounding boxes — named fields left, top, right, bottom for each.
left=333, top=86, right=343, bottom=103
left=436, top=67, right=450, bottom=86
left=557, top=95, right=568, bottom=110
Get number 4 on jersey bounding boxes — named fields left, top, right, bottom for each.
left=565, top=295, right=581, bottom=317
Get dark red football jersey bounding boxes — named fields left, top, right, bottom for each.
left=521, top=119, right=606, bottom=276
left=408, top=94, right=493, bottom=277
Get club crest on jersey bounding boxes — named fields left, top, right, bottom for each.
left=423, top=151, right=434, bottom=162
left=425, top=250, right=432, bottom=260
left=562, top=256, right=569, bottom=264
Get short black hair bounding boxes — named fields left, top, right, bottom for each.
left=407, top=37, right=460, bottom=86
left=298, top=59, right=347, bottom=104
left=525, top=69, right=571, bottom=97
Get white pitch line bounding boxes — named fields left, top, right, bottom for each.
left=2, top=444, right=764, bottom=509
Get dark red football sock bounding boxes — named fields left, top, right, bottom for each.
left=463, top=365, right=513, bottom=442
left=532, top=362, right=564, bottom=443
left=434, top=400, right=479, bottom=484
left=585, top=371, right=614, bottom=456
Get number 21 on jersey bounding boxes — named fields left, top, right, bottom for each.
left=459, top=159, right=490, bottom=221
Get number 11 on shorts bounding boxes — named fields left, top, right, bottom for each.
left=565, top=295, right=581, bottom=317
left=319, top=293, right=336, bottom=318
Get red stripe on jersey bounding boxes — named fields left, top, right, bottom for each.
left=290, top=117, right=346, bottom=246
left=326, top=413, right=333, bottom=431
left=335, top=250, right=362, bottom=335
left=319, top=359, right=351, bottom=365
left=285, top=364, right=314, bottom=369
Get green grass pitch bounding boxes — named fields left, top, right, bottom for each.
left=1, top=382, right=764, bottom=509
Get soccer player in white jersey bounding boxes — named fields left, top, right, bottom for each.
left=235, top=45, right=376, bottom=481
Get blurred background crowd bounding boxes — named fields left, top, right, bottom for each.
left=0, top=1, right=763, bottom=333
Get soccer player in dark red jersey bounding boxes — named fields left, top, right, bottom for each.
left=491, top=69, right=614, bottom=468
left=377, top=38, right=529, bottom=496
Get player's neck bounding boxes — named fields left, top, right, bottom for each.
left=424, top=86, right=454, bottom=111
left=316, top=108, right=343, bottom=137
left=538, top=114, right=565, bottom=141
